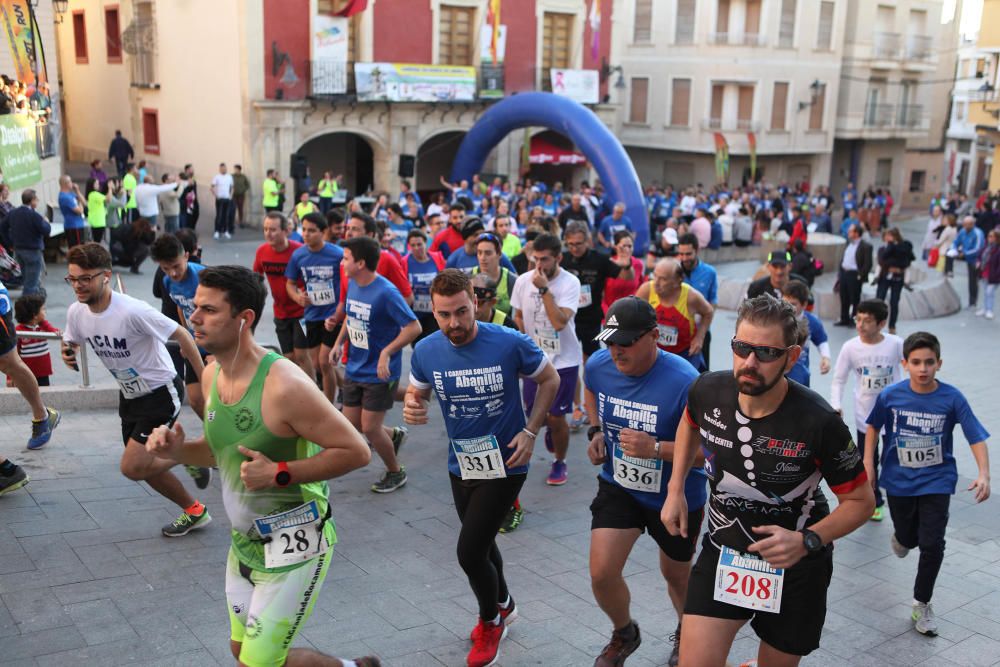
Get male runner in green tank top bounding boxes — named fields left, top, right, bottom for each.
left=146, top=265, right=380, bottom=667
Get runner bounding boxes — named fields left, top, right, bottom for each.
left=585, top=296, right=703, bottom=667
left=445, top=218, right=518, bottom=274
left=404, top=228, right=446, bottom=345
left=471, top=232, right=517, bottom=314
left=0, top=456, right=29, bottom=495
left=403, top=269, right=559, bottom=667
left=662, top=294, right=874, bottom=667
left=865, top=331, right=991, bottom=636
left=635, top=258, right=714, bottom=372
left=677, top=232, right=719, bottom=370
left=252, top=211, right=313, bottom=377
left=332, top=236, right=421, bottom=493
left=60, top=243, right=213, bottom=537
left=145, top=264, right=380, bottom=667
left=472, top=273, right=517, bottom=329
left=830, top=298, right=903, bottom=522
left=511, top=232, right=582, bottom=486
left=284, top=212, right=344, bottom=404
left=746, top=251, right=792, bottom=300
left=780, top=280, right=831, bottom=388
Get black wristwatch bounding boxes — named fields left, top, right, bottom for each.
left=538, top=287, right=549, bottom=295
left=275, top=461, right=291, bottom=487
left=587, top=425, right=602, bottom=440
left=800, top=528, right=824, bottom=555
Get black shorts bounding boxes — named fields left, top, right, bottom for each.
left=274, top=316, right=308, bottom=353
left=577, top=322, right=602, bottom=358
left=0, top=310, right=15, bottom=356
left=590, top=477, right=702, bottom=562
left=342, top=377, right=396, bottom=412
left=119, top=376, right=183, bottom=446
left=182, top=354, right=207, bottom=385
left=684, top=534, right=834, bottom=656
left=305, top=319, right=338, bottom=348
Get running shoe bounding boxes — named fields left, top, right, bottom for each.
left=738, top=662, right=758, bottom=667
left=213, top=232, right=220, bottom=240
left=594, top=621, right=641, bottom=667
left=185, top=465, right=212, bottom=490
left=976, top=309, right=986, bottom=317
left=162, top=507, right=212, bottom=537
left=546, top=460, right=568, bottom=486
left=667, top=622, right=681, bottom=667
left=912, top=601, right=938, bottom=636
left=467, top=619, right=506, bottom=667
left=391, top=426, right=408, bottom=455
left=471, top=598, right=518, bottom=641
left=499, top=505, right=524, bottom=533
left=570, top=407, right=586, bottom=432
left=870, top=506, right=884, bottom=522
left=891, top=533, right=910, bottom=558
left=353, top=658, right=382, bottom=667
left=27, top=408, right=60, bottom=450
left=225, top=232, right=233, bottom=239
left=544, top=428, right=554, bottom=453
left=988, top=312, right=996, bottom=320
left=0, top=464, right=29, bottom=496
left=371, top=468, right=407, bottom=494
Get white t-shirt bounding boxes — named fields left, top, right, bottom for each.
left=830, top=334, right=904, bottom=432
left=64, top=292, right=181, bottom=396
left=135, top=182, right=180, bottom=218
left=212, top=173, right=234, bottom=199
left=510, top=268, right=581, bottom=370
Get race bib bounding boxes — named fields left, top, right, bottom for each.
left=534, top=327, right=560, bottom=356
left=452, top=435, right=507, bottom=480
left=413, top=293, right=433, bottom=313
left=860, top=366, right=893, bottom=393
left=254, top=500, right=329, bottom=569
left=346, top=318, right=369, bottom=350
left=612, top=442, right=662, bottom=493
left=579, top=284, right=593, bottom=308
left=306, top=280, right=336, bottom=306
left=110, top=367, right=152, bottom=397
left=714, top=545, right=784, bottom=614
left=657, top=324, right=679, bottom=348
left=897, top=435, right=943, bottom=469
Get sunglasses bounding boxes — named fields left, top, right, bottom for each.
left=609, top=328, right=654, bottom=348
left=731, top=338, right=789, bottom=362
left=477, top=233, right=499, bottom=243
left=473, top=287, right=496, bottom=299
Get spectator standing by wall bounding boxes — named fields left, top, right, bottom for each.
left=58, top=175, right=86, bottom=248
left=231, top=164, right=250, bottom=228
left=0, top=189, right=50, bottom=296
left=211, top=163, right=235, bottom=240
left=107, top=130, right=134, bottom=176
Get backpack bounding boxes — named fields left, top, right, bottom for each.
left=0, top=246, right=22, bottom=288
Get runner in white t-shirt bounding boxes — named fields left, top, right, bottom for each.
left=60, top=243, right=214, bottom=538
left=511, top=232, right=581, bottom=486
left=830, top=298, right=904, bottom=521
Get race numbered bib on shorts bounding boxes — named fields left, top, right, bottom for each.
left=657, top=324, right=679, bottom=347
left=579, top=284, right=593, bottom=308
left=860, top=366, right=894, bottom=393
left=413, top=293, right=432, bottom=313
left=714, top=545, right=784, bottom=614
left=452, top=435, right=507, bottom=480
left=306, top=280, right=336, bottom=306
left=612, top=443, right=662, bottom=493
left=346, top=317, right=369, bottom=350
left=110, top=367, right=152, bottom=397
left=254, top=500, right=330, bottom=569
left=533, top=327, right=560, bottom=356
left=897, top=435, right=943, bottom=469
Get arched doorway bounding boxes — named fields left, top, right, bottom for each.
left=297, top=132, right=375, bottom=198
left=527, top=129, right=588, bottom=191
left=415, top=131, right=466, bottom=202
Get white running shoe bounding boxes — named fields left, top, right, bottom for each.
left=912, top=601, right=938, bottom=636
left=976, top=309, right=985, bottom=316
left=213, top=232, right=220, bottom=240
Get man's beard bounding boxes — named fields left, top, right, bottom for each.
left=735, top=367, right=783, bottom=396
left=445, top=325, right=473, bottom=345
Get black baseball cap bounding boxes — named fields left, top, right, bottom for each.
left=767, top=251, right=791, bottom=266
left=461, top=217, right=485, bottom=239
left=595, top=297, right=657, bottom=345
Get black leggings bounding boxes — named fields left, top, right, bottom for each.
left=450, top=473, right=526, bottom=621
left=876, top=275, right=904, bottom=329
left=887, top=493, right=949, bottom=603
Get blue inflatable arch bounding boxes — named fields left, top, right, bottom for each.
left=450, top=92, right=648, bottom=254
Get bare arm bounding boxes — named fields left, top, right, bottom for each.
left=661, top=414, right=701, bottom=537
left=541, top=292, right=573, bottom=331
left=523, top=362, right=559, bottom=436
left=969, top=441, right=991, bottom=502
left=285, top=279, right=310, bottom=307
left=688, top=289, right=714, bottom=355
left=169, top=326, right=204, bottom=378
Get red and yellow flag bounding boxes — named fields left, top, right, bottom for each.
left=713, top=132, right=730, bottom=184
left=747, top=132, right=757, bottom=182
left=486, top=0, right=501, bottom=65
left=0, top=0, right=43, bottom=85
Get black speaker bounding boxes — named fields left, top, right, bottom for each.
left=398, top=154, right=415, bottom=178
left=290, top=153, right=308, bottom=179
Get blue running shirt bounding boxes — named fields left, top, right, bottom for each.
left=284, top=243, right=344, bottom=322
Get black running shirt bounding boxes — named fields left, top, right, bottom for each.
left=686, top=371, right=867, bottom=552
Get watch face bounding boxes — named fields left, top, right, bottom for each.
left=804, top=531, right=821, bottom=551
left=276, top=471, right=291, bottom=486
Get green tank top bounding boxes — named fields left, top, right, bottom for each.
left=205, top=351, right=336, bottom=572
left=472, top=267, right=511, bottom=315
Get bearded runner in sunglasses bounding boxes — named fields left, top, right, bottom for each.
left=585, top=297, right=704, bottom=667
left=661, top=295, right=874, bottom=667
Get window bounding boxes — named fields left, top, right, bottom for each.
left=976, top=58, right=987, bottom=78
left=633, top=0, right=652, bottom=43
left=541, top=12, right=573, bottom=91
left=737, top=85, right=754, bottom=128
left=710, top=83, right=724, bottom=126
left=745, top=0, right=762, bottom=41
left=716, top=0, right=730, bottom=35
left=629, top=78, right=649, bottom=124
left=319, top=0, right=361, bottom=62
left=875, top=158, right=892, bottom=187
left=778, top=0, right=796, bottom=48
left=817, top=1, right=834, bottom=51
left=104, top=6, right=122, bottom=63
left=675, top=0, right=696, bottom=45
left=142, top=108, right=160, bottom=155
left=72, top=10, right=88, bottom=63
left=770, top=81, right=788, bottom=130
left=909, top=170, right=926, bottom=192
left=130, top=1, right=157, bottom=86
left=670, top=78, right=691, bottom=126
left=956, top=101, right=967, bottom=121
left=439, top=4, right=476, bottom=66
left=808, top=82, right=825, bottom=130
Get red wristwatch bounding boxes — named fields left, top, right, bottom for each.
left=275, top=461, right=291, bottom=487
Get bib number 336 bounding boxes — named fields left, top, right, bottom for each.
left=713, top=545, right=784, bottom=614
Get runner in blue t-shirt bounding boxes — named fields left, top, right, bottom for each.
left=583, top=296, right=704, bottom=666
left=334, top=236, right=420, bottom=495
left=403, top=268, right=559, bottom=667
left=781, top=281, right=830, bottom=387
left=58, top=176, right=87, bottom=248
left=404, top=229, right=445, bottom=345
left=865, top=331, right=991, bottom=637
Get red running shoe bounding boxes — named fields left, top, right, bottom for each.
left=467, top=619, right=507, bottom=667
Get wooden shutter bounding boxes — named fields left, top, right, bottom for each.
left=633, top=0, right=652, bottom=42
left=73, top=11, right=88, bottom=63
left=542, top=12, right=573, bottom=90
left=808, top=83, right=826, bottom=130
left=142, top=109, right=160, bottom=155
left=716, top=0, right=730, bottom=35
left=630, top=78, right=649, bottom=124
left=770, top=82, right=788, bottom=130
left=745, top=0, right=762, bottom=38
left=817, top=1, right=834, bottom=50
left=779, top=0, right=796, bottom=48
left=105, top=7, right=121, bottom=63
left=738, top=85, right=754, bottom=127
left=710, top=84, right=724, bottom=125
left=671, top=78, right=691, bottom=126
left=676, top=0, right=695, bottom=45
left=440, top=5, right=475, bottom=66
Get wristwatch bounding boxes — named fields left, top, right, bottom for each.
left=587, top=425, right=602, bottom=440
left=275, top=461, right=291, bottom=487
left=800, top=528, right=824, bottom=555
left=538, top=287, right=549, bottom=295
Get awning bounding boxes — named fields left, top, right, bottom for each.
left=529, top=135, right=587, bottom=165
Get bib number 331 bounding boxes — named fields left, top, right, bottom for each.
left=452, top=435, right=507, bottom=480
left=254, top=500, right=329, bottom=569
left=713, top=545, right=784, bottom=614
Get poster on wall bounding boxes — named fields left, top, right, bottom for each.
left=549, top=69, right=599, bottom=104
left=0, top=114, right=42, bottom=188
left=355, top=63, right=476, bottom=102
left=479, top=24, right=506, bottom=99
left=312, top=14, right=349, bottom=94
left=0, top=0, right=44, bottom=86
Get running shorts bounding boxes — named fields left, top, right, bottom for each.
left=342, top=377, right=396, bottom=412
left=119, top=376, right=183, bottom=446
left=305, top=320, right=338, bottom=348
left=274, top=317, right=308, bottom=354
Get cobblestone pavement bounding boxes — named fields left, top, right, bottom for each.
left=3, top=217, right=1000, bottom=665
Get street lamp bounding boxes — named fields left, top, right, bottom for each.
left=600, top=60, right=626, bottom=89
left=53, top=0, right=69, bottom=23
left=798, top=79, right=823, bottom=111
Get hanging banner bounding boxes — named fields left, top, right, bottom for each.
left=713, top=132, right=730, bottom=184
left=550, top=69, right=599, bottom=104
left=0, top=115, right=42, bottom=189
left=312, top=14, right=349, bottom=94
left=479, top=24, right=506, bottom=99
left=355, top=62, right=476, bottom=102
left=589, top=0, right=601, bottom=61
left=747, top=132, right=757, bottom=182
left=0, top=0, right=42, bottom=86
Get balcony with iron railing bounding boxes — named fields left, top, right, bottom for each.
left=861, top=102, right=926, bottom=130
left=897, top=103, right=925, bottom=128
left=873, top=32, right=901, bottom=61
left=701, top=117, right=762, bottom=132
left=707, top=32, right=767, bottom=47
left=310, top=59, right=356, bottom=96
left=905, top=34, right=933, bottom=61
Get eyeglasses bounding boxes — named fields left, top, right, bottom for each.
left=731, top=338, right=790, bottom=362
left=64, top=273, right=104, bottom=286
left=473, top=288, right=496, bottom=299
